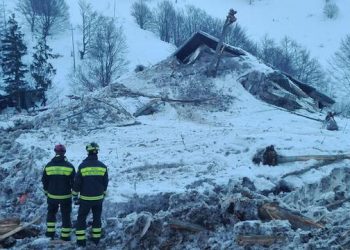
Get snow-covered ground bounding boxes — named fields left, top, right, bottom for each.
left=12, top=70, right=350, bottom=204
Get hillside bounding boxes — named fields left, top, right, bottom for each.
left=3, top=0, right=349, bottom=100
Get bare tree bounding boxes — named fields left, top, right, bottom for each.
left=323, top=2, right=339, bottom=19
left=76, top=15, right=128, bottom=91
left=171, top=9, right=186, bottom=46
left=183, top=5, right=209, bottom=37
left=35, top=0, right=70, bottom=40
left=154, top=0, right=176, bottom=43
left=16, top=0, right=37, bottom=33
left=258, top=35, right=284, bottom=67
left=131, top=0, right=153, bottom=30
left=78, top=0, right=97, bottom=59
left=226, top=24, right=258, bottom=56
left=258, top=36, right=325, bottom=87
left=330, top=35, right=350, bottom=90
left=16, top=0, right=69, bottom=39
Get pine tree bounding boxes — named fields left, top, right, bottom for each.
left=30, top=37, right=58, bottom=106
left=1, top=14, right=28, bottom=108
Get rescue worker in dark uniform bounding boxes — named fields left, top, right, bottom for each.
left=41, top=144, right=75, bottom=241
left=73, top=142, right=108, bottom=247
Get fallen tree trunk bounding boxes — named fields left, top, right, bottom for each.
left=0, top=218, right=20, bottom=235
left=259, top=203, right=324, bottom=230
left=278, top=154, right=350, bottom=164
left=236, top=235, right=285, bottom=246
left=326, top=197, right=350, bottom=211
left=169, top=219, right=206, bottom=232
left=107, top=85, right=218, bottom=104
left=281, top=160, right=339, bottom=178
left=253, top=145, right=350, bottom=166
left=0, top=216, right=41, bottom=242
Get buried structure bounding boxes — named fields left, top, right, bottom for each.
left=172, top=31, right=334, bottom=111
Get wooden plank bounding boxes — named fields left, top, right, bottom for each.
left=169, top=219, right=205, bottom=233
left=0, top=216, right=41, bottom=242
left=236, top=235, right=284, bottom=246
left=0, top=218, right=20, bottom=235
left=326, top=198, right=350, bottom=211
left=259, top=203, right=324, bottom=230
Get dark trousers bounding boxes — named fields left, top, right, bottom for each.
left=46, top=198, right=72, bottom=240
left=76, top=200, right=103, bottom=246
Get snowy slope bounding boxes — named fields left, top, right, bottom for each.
left=3, top=0, right=348, bottom=99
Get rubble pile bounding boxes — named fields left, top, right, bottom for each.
left=33, top=93, right=136, bottom=132
left=2, top=162, right=350, bottom=249
left=0, top=127, right=47, bottom=219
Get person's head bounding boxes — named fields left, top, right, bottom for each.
left=54, top=144, right=66, bottom=156
left=86, top=142, right=99, bottom=155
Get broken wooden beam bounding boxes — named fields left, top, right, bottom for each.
left=326, top=197, right=350, bottom=211
left=236, top=235, right=285, bottom=246
left=0, top=218, right=20, bottom=235
left=133, top=99, right=161, bottom=117
left=168, top=219, right=206, bottom=233
left=258, top=203, right=324, bottom=230
left=140, top=216, right=152, bottom=238
left=0, top=216, right=41, bottom=242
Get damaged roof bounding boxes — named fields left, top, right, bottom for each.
left=172, top=30, right=335, bottom=110
left=174, top=31, right=246, bottom=63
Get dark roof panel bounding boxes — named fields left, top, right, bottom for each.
left=174, top=31, right=245, bottom=63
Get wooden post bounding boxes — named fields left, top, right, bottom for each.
left=207, top=9, right=237, bottom=77
left=70, top=26, right=76, bottom=73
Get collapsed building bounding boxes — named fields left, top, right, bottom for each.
left=173, top=31, right=334, bottom=111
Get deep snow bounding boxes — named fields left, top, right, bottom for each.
left=1, top=0, right=350, bottom=249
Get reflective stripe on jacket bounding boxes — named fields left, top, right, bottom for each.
left=42, top=155, right=75, bottom=200
left=73, top=154, right=108, bottom=201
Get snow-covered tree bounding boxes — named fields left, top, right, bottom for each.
left=30, top=37, right=58, bottom=106
left=1, top=14, right=28, bottom=108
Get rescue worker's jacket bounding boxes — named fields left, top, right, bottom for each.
left=73, top=154, right=108, bottom=201
left=42, top=155, right=76, bottom=200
